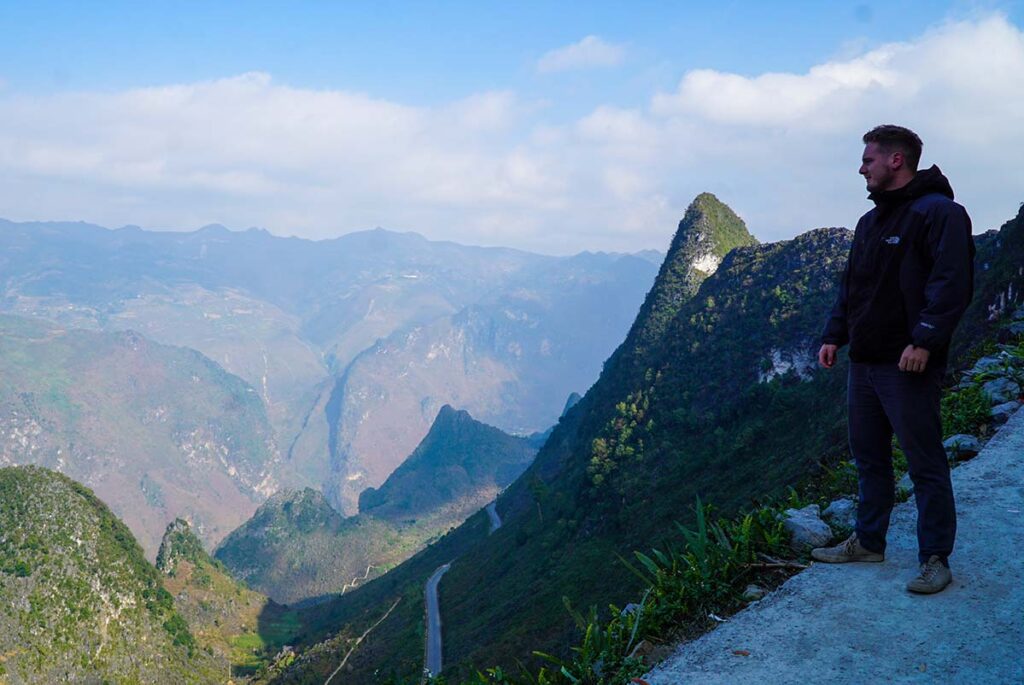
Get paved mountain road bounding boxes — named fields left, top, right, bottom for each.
left=424, top=562, right=451, bottom=677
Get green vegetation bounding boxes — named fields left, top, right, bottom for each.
left=156, top=517, right=306, bottom=676
left=0, top=466, right=222, bottom=683
left=218, top=407, right=536, bottom=606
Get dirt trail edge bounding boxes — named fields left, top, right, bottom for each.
left=646, top=408, right=1024, bottom=685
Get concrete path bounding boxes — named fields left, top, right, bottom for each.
left=486, top=501, right=502, bottom=533
left=646, top=407, right=1024, bottom=685
left=424, top=562, right=451, bottom=677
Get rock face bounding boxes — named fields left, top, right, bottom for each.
left=992, top=400, right=1022, bottom=424
left=783, top=504, right=834, bottom=551
left=0, top=315, right=277, bottom=555
left=0, top=466, right=223, bottom=683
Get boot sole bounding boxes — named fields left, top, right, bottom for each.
left=907, top=575, right=953, bottom=594
left=810, top=551, right=885, bottom=563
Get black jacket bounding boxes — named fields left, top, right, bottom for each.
left=822, top=165, right=975, bottom=368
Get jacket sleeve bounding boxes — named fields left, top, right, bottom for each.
left=911, top=203, right=975, bottom=351
left=821, top=244, right=852, bottom=347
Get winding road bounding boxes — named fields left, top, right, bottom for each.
left=422, top=501, right=502, bottom=677
left=486, top=501, right=502, bottom=533
left=424, top=562, right=451, bottom=678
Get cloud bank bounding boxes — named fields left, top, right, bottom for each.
left=1, top=16, right=1022, bottom=254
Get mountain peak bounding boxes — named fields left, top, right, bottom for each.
left=612, top=193, right=757, bottom=368
left=671, top=192, right=756, bottom=276
left=156, top=518, right=208, bottom=575
left=357, top=408, right=536, bottom=521
left=432, top=404, right=471, bottom=428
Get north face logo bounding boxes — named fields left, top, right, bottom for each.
left=884, top=236, right=901, bottom=245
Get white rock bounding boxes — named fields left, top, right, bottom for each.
left=743, top=584, right=766, bottom=601
left=822, top=498, right=857, bottom=530
left=943, top=434, right=983, bottom=460
left=991, top=400, right=1022, bottom=424
left=783, top=504, right=833, bottom=551
left=982, top=377, right=1021, bottom=405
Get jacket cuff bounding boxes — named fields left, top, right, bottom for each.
left=911, top=322, right=940, bottom=350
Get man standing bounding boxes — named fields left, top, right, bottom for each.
left=812, top=125, right=975, bottom=594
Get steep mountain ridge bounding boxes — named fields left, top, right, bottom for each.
left=0, top=466, right=223, bottom=683
left=320, top=250, right=657, bottom=512
left=358, top=405, right=536, bottom=522
left=157, top=519, right=302, bottom=677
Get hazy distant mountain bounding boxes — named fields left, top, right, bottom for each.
left=216, top=406, right=536, bottom=605
left=0, top=466, right=223, bottom=683
left=0, top=219, right=658, bottom=514
left=321, top=251, right=656, bottom=510
left=0, top=314, right=277, bottom=554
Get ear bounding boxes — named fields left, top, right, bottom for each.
left=889, top=151, right=905, bottom=170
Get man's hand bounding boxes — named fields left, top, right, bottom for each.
left=818, top=344, right=838, bottom=369
left=898, top=344, right=930, bottom=373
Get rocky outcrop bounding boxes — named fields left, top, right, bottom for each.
left=782, top=504, right=833, bottom=551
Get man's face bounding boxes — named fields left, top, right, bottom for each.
left=860, top=142, right=898, bottom=193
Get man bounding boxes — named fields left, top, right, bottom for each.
left=813, top=124, right=975, bottom=594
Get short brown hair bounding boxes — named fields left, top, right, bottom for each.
left=863, top=125, right=923, bottom=171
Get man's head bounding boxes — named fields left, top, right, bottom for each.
left=860, top=124, right=923, bottom=193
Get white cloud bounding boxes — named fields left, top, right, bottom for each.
left=1, top=17, right=1024, bottom=255
left=536, top=35, right=626, bottom=73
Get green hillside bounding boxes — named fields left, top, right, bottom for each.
left=157, top=519, right=304, bottom=678
left=214, top=489, right=405, bottom=606
left=217, top=407, right=536, bottom=605
left=359, top=405, right=536, bottom=522
left=0, top=466, right=223, bottom=683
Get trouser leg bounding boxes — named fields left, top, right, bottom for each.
left=848, top=362, right=894, bottom=554
left=873, top=364, right=956, bottom=564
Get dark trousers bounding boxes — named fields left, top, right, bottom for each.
left=848, top=361, right=956, bottom=564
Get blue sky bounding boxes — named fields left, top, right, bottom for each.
left=2, top=1, right=1024, bottom=253
left=5, top=2, right=1013, bottom=104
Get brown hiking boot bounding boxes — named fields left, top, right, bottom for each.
left=906, top=556, right=952, bottom=594
left=810, top=533, right=884, bottom=563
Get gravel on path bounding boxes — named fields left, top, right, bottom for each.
left=645, top=407, right=1024, bottom=685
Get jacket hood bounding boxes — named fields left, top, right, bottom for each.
left=870, top=165, right=954, bottom=207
